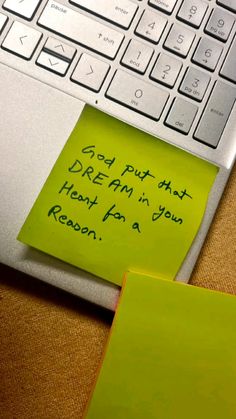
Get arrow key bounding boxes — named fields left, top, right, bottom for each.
left=71, top=53, right=110, bottom=92
left=1, top=21, right=42, bottom=59
left=36, top=51, right=70, bottom=76
left=43, top=37, right=76, bottom=62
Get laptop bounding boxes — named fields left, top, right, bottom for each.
left=0, top=0, right=235, bottom=310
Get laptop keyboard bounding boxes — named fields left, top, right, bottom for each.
left=0, top=0, right=236, bottom=164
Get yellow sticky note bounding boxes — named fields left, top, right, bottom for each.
left=85, top=273, right=236, bottom=419
left=18, top=106, right=217, bottom=285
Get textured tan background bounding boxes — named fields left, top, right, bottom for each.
left=0, top=166, right=235, bottom=419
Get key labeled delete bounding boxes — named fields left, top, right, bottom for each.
left=18, top=106, right=217, bottom=285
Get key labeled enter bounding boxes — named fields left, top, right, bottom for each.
left=70, top=0, right=138, bottom=29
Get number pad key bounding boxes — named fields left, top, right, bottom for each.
left=177, top=0, right=208, bottom=28
left=106, top=70, right=169, bottom=121
left=121, top=39, right=154, bottom=74
left=148, top=0, right=177, bottom=15
left=165, top=97, right=198, bottom=134
left=135, top=9, right=167, bottom=44
left=192, top=37, right=223, bottom=71
left=205, top=8, right=235, bottom=42
left=194, top=81, right=236, bottom=147
left=150, top=53, right=182, bottom=87
left=164, top=24, right=195, bottom=57
left=179, top=67, right=210, bottom=101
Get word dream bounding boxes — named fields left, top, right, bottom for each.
left=47, top=144, right=193, bottom=241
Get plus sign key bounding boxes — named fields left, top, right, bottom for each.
left=71, top=53, right=110, bottom=92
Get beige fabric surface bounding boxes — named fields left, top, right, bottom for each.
left=0, top=166, right=235, bottom=419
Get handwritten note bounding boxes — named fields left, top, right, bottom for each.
left=85, top=273, right=236, bottom=419
left=18, top=106, right=218, bottom=285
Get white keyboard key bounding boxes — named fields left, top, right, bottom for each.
left=216, top=0, right=236, bottom=14
left=69, top=0, right=138, bottom=29
left=121, top=39, right=154, bottom=74
left=38, top=0, right=124, bottom=59
left=106, top=70, right=169, bottom=120
left=177, top=0, right=208, bottom=28
left=148, top=0, right=177, bottom=15
left=135, top=9, right=167, bottom=44
left=179, top=67, right=210, bottom=101
left=2, top=21, right=42, bottom=59
left=192, top=37, right=223, bottom=71
left=3, top=0, right=41, bottom=20
left=205, top=7, right=235, bottom=42
left=150, top=53, right=182, bottom=87
left=164, top=23, right=195, bottom=57
left=36, top=50, right=69, bottom=75
left=71, top=53, right=110, bottom=92
left=220, top=35, right=236, bottom=83
left=194, top=81, right=236, bottom=147
left=44, top=37, right=75, bottom=61
left=165, top=97, right=198, bottom=133
left=0, top=13, right=8, bottom=34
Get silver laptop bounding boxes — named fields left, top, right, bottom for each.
left=0, top=0, right=235, bottom=310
